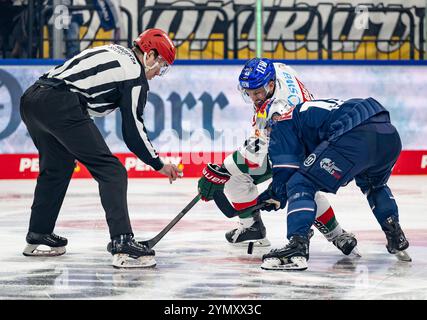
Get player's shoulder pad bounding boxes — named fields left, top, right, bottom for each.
left=274, top=63, right=298, bottom=76
left=270, top=112, right=296, bottom=140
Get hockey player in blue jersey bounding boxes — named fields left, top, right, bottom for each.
left=258, top=98, right=411, bottom=271
left=198, top=58, right=360, bottom=257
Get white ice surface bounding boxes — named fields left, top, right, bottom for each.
left=0, top=176, right=426, bottom=300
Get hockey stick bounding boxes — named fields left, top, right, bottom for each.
left=107, top=194, right=201, bottom=252
left=213, top=190, right=266, bottom=218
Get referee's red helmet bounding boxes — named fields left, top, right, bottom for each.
left=134, top=28, right=176, bottom=65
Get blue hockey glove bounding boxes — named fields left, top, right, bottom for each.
left=257, top=183, right=287, bottom=212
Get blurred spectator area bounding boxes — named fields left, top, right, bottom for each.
left=0, top=1, right=28, bottom=58
left=1, top=0, right=426, bottom=60
left=0, top=0, right=132, bottom=59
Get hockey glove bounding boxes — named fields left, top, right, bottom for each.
left=198, top=163, right=231, bottom=201
left=257, top=183, right=287, bottom=212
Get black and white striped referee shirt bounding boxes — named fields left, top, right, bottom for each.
left=42, top=44, right=163, bottom=170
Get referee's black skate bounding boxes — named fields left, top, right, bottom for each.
left=332, top=230, right=361, bottom=257
left=261, top=235, right=310, bottom=271
left=23, top=232, right=67, bottom=256
left=225, top=211, right=270, bottom=247
left=111, top=234, right=156, bottom=268
left=382, top=216, right=411, bottom=262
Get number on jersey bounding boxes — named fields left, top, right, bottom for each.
left=299, top=99, right=344, bottom=112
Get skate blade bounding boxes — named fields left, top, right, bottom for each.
left=23, top=244, right=66, bottom=257
left=349, top=246, right=362, bottom=258
left=229, top=238, right=271, bottom=248
left=394, top=250, right=412, bottom=262
left=112, top=254, right=156, bottom=268
left=261, top=256, right=308, bottom=271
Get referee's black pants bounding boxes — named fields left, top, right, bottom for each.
left=20, top=83, right=133, bottom=239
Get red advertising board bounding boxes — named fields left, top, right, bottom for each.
left=0, top=151, right=425, bottom=179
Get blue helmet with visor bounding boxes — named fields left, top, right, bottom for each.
left=238, top=58, right=276, bottom=104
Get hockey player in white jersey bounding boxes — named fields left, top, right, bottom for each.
left=198, top=58, right=360, bottom=256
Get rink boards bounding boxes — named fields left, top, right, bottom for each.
left=0, top=150, right=426, bottom=179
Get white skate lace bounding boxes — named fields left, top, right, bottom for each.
left=231, top=221, right=255, bottom=243
left=333, top=231, right=355, bottom=248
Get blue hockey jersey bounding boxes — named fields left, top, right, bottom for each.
left=268, top=97, right=389, bottom=174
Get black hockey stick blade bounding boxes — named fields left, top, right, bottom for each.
left=107, top=194, right=201, bottom=252
left=213, top=190, right=266, bottom=218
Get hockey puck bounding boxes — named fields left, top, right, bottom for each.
left=247, top=241, right=254, bottom=255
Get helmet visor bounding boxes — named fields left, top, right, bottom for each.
left=237, top=84, right=253, bottom=104
left=237, top=82, right=271, bottom=105
left=156, top=55, right=171, bottom=76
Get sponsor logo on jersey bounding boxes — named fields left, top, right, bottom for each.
left=320, top=158, right=342, bottom=179
left=283, top=72, right=299, bottom=93
left=281, top=72, right=304, bottom=106
left=277, top=107, right=295, bottom=121
left=304, top=154, right=316, bottom=167
left=287, top=94, right=301, bottom=106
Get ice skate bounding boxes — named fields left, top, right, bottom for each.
left=111, top=234, right=156, bottom=268
left=261, top=235, right=309, bottom=271
left=225, top=211, right=270, bottom=247
left=23, top=232, right=67, bottom=257
left=382, top=216, right=411, bottom=262
left=332, top=230, right=361, bottom=257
